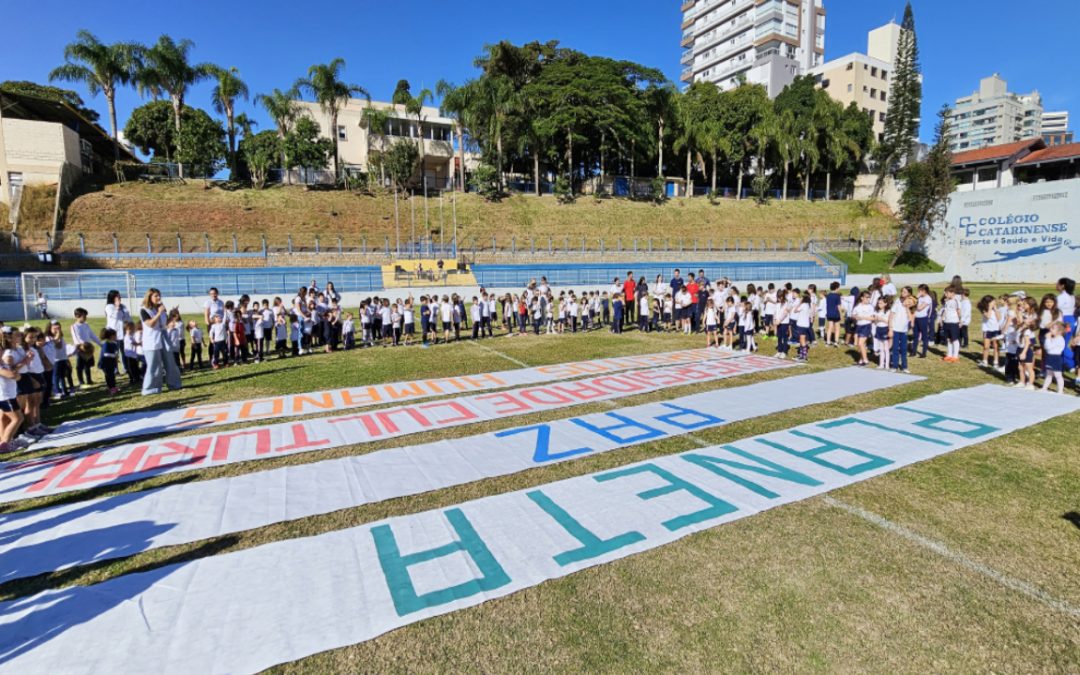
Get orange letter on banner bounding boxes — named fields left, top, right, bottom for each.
left=237, top=398, right=285, bottom=421
left=211, top=428, right=273, bottom=461
left=57, top=446, right=150, bottom=489
left=590, top=376, right=648, bottom=393
left=417, top=401, right=479, bottom=425
left=340, top=387, right=383, bottom=406
left=457, top=373, right=507, bottom=389
left=291, top=393, right=337, bottom=415
left=518, top=387, right=574, bottom=406
left=276, top=424, right=332, bottom=455
left=474, top=391, right=533, bottom=415
left=22, top=456, right=81, bottom=493
left=180, top=403, right=234, bottom=425
left=141, top=438, right=214, bottom=471
left=535, top=364, right=579, bottom=378
left=385, top=383, right=427, bottom=400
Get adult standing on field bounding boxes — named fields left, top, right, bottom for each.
left=204, top=287, right=225, bottom=330
left=623, top=272, right=636, bottom=325
left=1057, top=277, right=1076, bottom=370
left=140, top=288, right=182, bottom=396
left=104, top=290, right=131, bottom=337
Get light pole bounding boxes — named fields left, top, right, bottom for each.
left=394, top=187, right=400, bottom=257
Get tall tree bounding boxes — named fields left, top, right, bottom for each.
left=874, top=3, right=922, bottom=195
left=295, top=58, right=369, bottom=180
left=136, top=35, right=214, bottom=178
left=48, top=30, right=142, bottom=160
left=436, top=80, right=470, bottom=191
left=360, top=105, right=394, bottom=186
left=644, top=84, right=678, bottom=179
left=209, top=66, right=249, bottom=178
left=255, top=87, right=300, bottom=184
left=725, top=83, right=771, bottom=200
left=392, top=80, right=434, bottom=190
left=893, top=105, right=953, bottom=267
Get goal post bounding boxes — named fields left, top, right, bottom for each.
left=20, top=271, right=137, bottom=322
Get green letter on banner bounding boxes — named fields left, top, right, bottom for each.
left=682, top=446, right=822, bottom=499
left=372, top=508, right=510, bottom=617
left=756, top=431, right=891, bottom=476
left=595, top=463, right=737, bottom=532
left=527, top=490, right=646, bottom=566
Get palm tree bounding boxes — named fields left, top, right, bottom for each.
left=295, top=58, right=369, bottom=180
left=233, top=112, right=257, bottom=141
left=49, top=30, right=142, bottom=161
left=209, top=66, right=249, bottom=178
left=360, top=105, right=393, bottom=186
left=256, top=87, right=300, bottom=184
left=436, top=79, right=470, bottom=192
left=774, top=110, right=799, bottom=201
left=136, top=35, right=214, bottom=178
left=392, top=81, right=434, bottom=190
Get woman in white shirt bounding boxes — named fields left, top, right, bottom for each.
left=850, top=292, right=875, bottom=366
left=139, top=288, right=182, bottom=396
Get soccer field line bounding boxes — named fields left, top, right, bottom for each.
left=823, top=496, right=1080, bottom=620
left=470, top=339, right=531, bottom=367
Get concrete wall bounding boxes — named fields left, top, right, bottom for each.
left=926, top=178, right=1080, bottom=283
left=0, top=118, right=81, bottom=207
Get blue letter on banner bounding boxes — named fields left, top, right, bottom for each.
left=595, top=463, right=737, bottom=532
left=526, top=490, right=645, bottom=566
left=496, top=424, right=591, bottom=463
left=571, top=413, right=665, bottom=444
left=652, top=404, right=724, bottom=430
left=372, top=508, right=511, bottom=617
left=756, top=431, right=892, bottom=476
left=681, top=446, right=822, bottom=499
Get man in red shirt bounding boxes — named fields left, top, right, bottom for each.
left=623, top=272, right=636, bottom=326
left=685, top=274, right=700, bottom=332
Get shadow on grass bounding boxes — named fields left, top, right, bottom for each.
left=1063, top=512, right=1080, bottom=531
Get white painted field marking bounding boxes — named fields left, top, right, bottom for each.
left=824, top=496, right=1080, bottom=620
left=470, top=340, right=530, bottom=367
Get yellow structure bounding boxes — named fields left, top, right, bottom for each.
left=381, top=259, right=476, bottom=289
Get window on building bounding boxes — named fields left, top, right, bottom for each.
left=955, top=171, right=974, bottom=185
left=879, top=112, right=886, bottom=122
left=880, top=91, right=886, bottom=102
left=847, top=83, right=853, bottom=93
left=977, top=167, right=999, bottom=183
left=870, top=88, right=877, bottom=98
left=881, top=70, right=888, bottom=80
left=846, top=62, right=853, bottom=71
left=871, top=67, right=878, bottom=77
left=337, top=125, right=347, bottom=141
left=863, top=85, right=868, bottom=93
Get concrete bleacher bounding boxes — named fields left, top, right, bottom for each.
left=382, top=259, right=477, bottom=289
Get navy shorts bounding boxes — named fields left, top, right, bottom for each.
left=943, top=323, right=960, bottom=341
left=856, top=324, right=872, bottom=339
left=874, top=326, right=889, bottom=341
left=983, top=330, right=1000, bottom=342
left=1022, top=350, right=1035, bottom=364
left=706, top=325, right=717, bottom=333
left=1044, top=353, right=1064, bottom=372
left=763, top=314, right=774, bottom=326
left=826, top=312, right=841, bottom=322
left=16, top=374, right=41, bottom=396
left=794, top=326, right=811, bottom=339
left=0, top=398, right=18, bottom=413
left=405, top=324, right=415, bottom=335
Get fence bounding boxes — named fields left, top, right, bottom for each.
left=471, top=261, right=836, bottom=289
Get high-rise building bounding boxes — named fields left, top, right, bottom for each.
left=949, top=74, right=1042, bottom=153
left=680, top=0, right=826, bottom=98
left=1041, top=111, right=1073, bottom=146
left=809, top=21, right=900, bottom=142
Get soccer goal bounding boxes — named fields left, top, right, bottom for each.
left=20, top=271, right=137, bottom=322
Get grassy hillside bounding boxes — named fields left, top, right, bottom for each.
left=60, top=182, right=897, bottom=254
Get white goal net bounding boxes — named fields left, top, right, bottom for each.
left=20, top=271, right=137, bottom=322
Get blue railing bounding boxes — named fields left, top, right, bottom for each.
left=807, top=243, right=848, bottom=285
left=472, top=261, right=836, bottom=289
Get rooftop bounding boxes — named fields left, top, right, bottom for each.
left=1014, top=142, right=1080, bottom=166
left=951, top=138, right=1044, bottom=167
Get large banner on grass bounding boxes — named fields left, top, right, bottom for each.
left=0, top=368, right=918, bottom=583
left=2, top=385, right=1076, bottom=674
left=0, top=355, right=794, bottom=504
left=37, top=348, right=731, bottom=449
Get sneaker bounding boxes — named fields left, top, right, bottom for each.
left=902, top=369, right=911, bottom=374
left=979, top=361, right=989, bottom=368
left=26, top=426, right=49, bottom=438
left=995, top=366, right=1006, bottom=373
left=0, top=442, right=13, bottom=454
left=1025, top=384, right=1036, bottom=391
left=14, top=435, right=36, bottom=448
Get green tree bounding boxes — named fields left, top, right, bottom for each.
left=469, top=163, right=501, bottom=201
left=360, top=105, right=394, bottom=187
left=48, top=31, right=141, bottom=159
left=124, top=99, right=178, bottom=161
left=875, top=3, right=922, bottom=195
left=283, top=116, right=333, bottom=182
left=392, top=80, right=434, bottom=191
left=176, top=107, right=227, bottom=178
left=644, top=83, right=678, bottom=179
left=255, top=87, right=301, bottom=184
left=893, top=106, right=953, bottom=267
left=136, top=35, right=214, bottom=178
left=240, top=130, right=279, bottom=189
left=209, top=66, right=249, bottom=178
left=382, top=139, right=419, bottom=192
left=295, top=58, right=369, bottom=180
left=725, top=83, right=771, bottom=199
left=0, top=80, right=101, bottom=123
left=436, top=80, right=471, bottom=192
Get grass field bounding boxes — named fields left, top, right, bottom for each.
left=3, top=280, right=1078, bottom=672
left=51, top=183, right=898, bottom=255
left=835, top=250, right=945, bottom=274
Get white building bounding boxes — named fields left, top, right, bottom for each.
left=949, top=74, right=1042, bottom=153
left=1041, top=110, right=1072, bottom=146
left=680, top=0, right=826, bottom=98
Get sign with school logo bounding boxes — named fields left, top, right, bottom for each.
left=930, top=178, right=1080, bottom=282
left=1, top=386, right=1076, bottom=674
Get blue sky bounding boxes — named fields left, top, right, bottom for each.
left=3, top=0, right=1077, bottom=143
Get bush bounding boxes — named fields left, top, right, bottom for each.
left=751, top=175, right=771, bottom=205
left=469, top=163, right=502, bottom=201
left=554, top=175, right=575, bottom=204
left=649, top=176, right=666, bottom=204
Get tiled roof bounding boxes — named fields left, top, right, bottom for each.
left=951, top=138, right=1044, bottom=166
left=1014, top=142, right=1080, bottom=166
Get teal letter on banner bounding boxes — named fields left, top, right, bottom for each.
left=526, top=490, right=645, bottom=566
left=894, top=406, right=999, bottom=439
left=571, top=413, right=665, bottom=444
left=595, top=463, right=737, bottom=532
left=816, top=417, right=951, bottom=446
left=682, top=445, right=822, bottom=499
left=496, top=424, right=591, bottom=463
left=756, top=430, right=892, bottom=476
left=372, top=508, right=511, bottom=617
left=653, top=404, right=724, bottom=430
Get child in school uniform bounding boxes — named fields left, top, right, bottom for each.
left=722, top=297, right=738, bottom=350
left=98, top=328, right=120, bottom=395
left=1016, top=316, right=1037, bottom=390
left=850, top=291, right=874, bottom=366
left=289, top=315, right=302, bottom=356
left=342, top=312, right=355, bottom=350
left=638, top=295, right=650, bottom=333
left=611, top=294, right=623, bottom=335
left=977, top=295, right=1002, bottom=371
left=1040, top=322, right=1067, bottom=394
left=46, top=321, right=73, bottom=399
left=187, top=320, right=205, bottom=369
left=940, top=287, right=962, bottom=363
left=873, top=297, right=891, bottom=370
left=704, top=299, right=720, bottom=348
left=274, top=315, right=288, bottom=357
left=209, top=315, right=229, bottom=369
left=70, top=308, right=100, bottom=387
left=167, top=314, right=184, bottom=372
left=1002, top=316, right=1020, bottom=385
left=741, top=300, right=757, bottom=353
left=793, top=292, right=813, bottom=362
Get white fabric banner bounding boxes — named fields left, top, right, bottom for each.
left=0, top=355, right=795, bottom=505
left=36, top=348, right=730, bottom=449
left=1, top=385, right=1075, bottom=674
left=0, top=368, right=917, bottom=583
